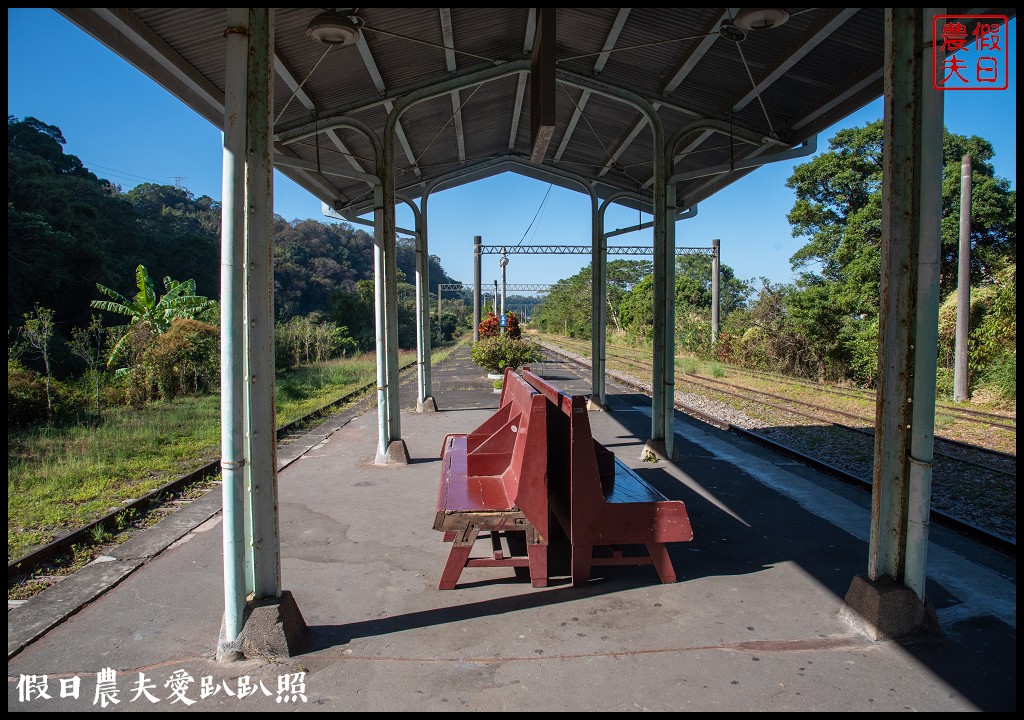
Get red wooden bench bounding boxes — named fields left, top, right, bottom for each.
left=433, top=368, right=549, bottom=589
left=522, top=368, right=694, bottom=586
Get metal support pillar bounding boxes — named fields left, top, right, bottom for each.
left=844, top=8, right=943, bottom=639
left=219, top=7, right=248, bottom=647
left=589, top=196, right=606, bottom=410
left=217, top=7, right=306, bottom=662
left=415, top=202, right=435, bottom=411
left=376, top=113, right=409, bottom=464
left=953, top=155, right=971, bottom=401
left=372, top=187, right=390, bottom=457
left=473, top=235, right=482, bottom=341
left=644, top=117, right=672, bottom=462
left=711, top=238, right=721, bottom=346
left=243, top=6, right=281, bottom=602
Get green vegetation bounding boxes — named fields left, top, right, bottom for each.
left=9, top=394, right=221, bottom=561
left=8, top=344, right=463, bottom=563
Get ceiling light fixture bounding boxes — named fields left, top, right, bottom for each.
left=733, top=9, right=791, bottom=31
left=306, top=10, right=363, bottom=46
left=719, top=22, right=747, bottom=43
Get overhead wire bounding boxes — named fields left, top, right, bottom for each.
left=515, top=184, right=553, bottom=247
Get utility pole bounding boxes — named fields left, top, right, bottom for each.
left=499, top=247, right=508, bottom=335
left=954, top=155, right=972, bottom=402
left=473, top=235, right=482, bottom=342
left=711, top=239, right=721, bottom=346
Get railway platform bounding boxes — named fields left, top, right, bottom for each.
left=7, top=344, right=1016, bottom=711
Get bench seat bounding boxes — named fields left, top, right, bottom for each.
left=432, top=370, right=549, bottom=590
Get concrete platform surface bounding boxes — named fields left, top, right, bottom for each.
left=8, top=345, right=1016, bottom=712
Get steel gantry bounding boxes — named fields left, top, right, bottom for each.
left=437, top=283, right=552, bottom=324
left=476, top=245, right=715, bottom=255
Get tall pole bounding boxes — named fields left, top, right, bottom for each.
left=220, top=7, right=248, bottom=644
left=590, top=199, right=605, bottom=409
left=711, top=238, right=721, bottom=346
left=953, top=155, right=972, bottom=402
left=244, top=7, right=281, bottom=600
left=473, top=235, right=482, bottom=342
left=868, top=6, right=943, bottom=605
left=500, top=248, right=508, bottom=335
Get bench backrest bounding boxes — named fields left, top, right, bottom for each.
left=464, top=368, right=548, bottom=531
left=521, top=368, right=609, bottom=525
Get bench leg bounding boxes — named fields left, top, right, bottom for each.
left=645, top=542, right=677, bottom=583
left=439, top=527, right=479, bottom=590
left=571, top=543, right=593, bottom=587
left=526, top=533, right=548, bottom=588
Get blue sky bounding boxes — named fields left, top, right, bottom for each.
left=7, top=9, right=1016, bottom=291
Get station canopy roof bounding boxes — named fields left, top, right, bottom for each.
left=59, top=8, right=1014, bottom=217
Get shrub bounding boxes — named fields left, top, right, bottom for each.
left=8, top=359, right=48, bottom=427
left=431, top=312, right=459, bottom=345
left=978, top=353, right=1015, bottom=405
left=7, top=359, right=86, bottom=427
left=478, top=311, right=521, bottom=339
left=470, top=335, right=543, bottom=374
left=145, top=318, right=219, bottom=400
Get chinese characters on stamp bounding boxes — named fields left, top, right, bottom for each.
left=934, top=15, right=1009, bottom=90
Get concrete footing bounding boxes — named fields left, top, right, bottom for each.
left=375, top=439, right=410, bottom=465
left=417, top=396, right=438, bottom=413
left=586, top=397, right=606, bottom=412
left=839, top=574, right=939, bottom=641
left=216, top=590, right=308, bottom=662
left=640, top=438, right=677, bottom=463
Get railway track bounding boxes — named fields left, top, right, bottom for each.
left=539, top=337, right=1016, bottom=556
left=722, top=363, right=1017, bottom=429
left=557, top=336, right=1015, bottom=457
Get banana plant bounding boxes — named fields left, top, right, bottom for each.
left=91, top=264, right=214, bottom=368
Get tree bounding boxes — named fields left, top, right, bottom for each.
left=91, top=264, right=214, bottom=368
left=783, top=119, right=1016, bottom=383
left=68, top=315, right=107, bottom=422
left=19, top=304, right=57, bottom=422
left=787, top=120, right=1016, bottom=309
left=606, top=260, right=651, bottom=333
left=532, top=266, right=593, bottom=338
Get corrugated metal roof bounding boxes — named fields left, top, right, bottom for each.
left=62, top=7, right=1015, bottom=214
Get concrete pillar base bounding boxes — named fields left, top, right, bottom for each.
left=417, top=396, right=438, bottom=413
left=586, top=397, right=606, bottom=412
left=375, top=439, right=410, bottom=465
left=640, top=439, right=677, bottom=463
left=839, top=574, right=939, bottom=641
left=217, top=590, right=308, bottom=662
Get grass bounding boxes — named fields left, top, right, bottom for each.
left=7, top=340, right=466, bottom=565
left=679, top=358, right=699, bottom=375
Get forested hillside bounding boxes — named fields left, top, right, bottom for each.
left=7, top=114, right=461, bottom=378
